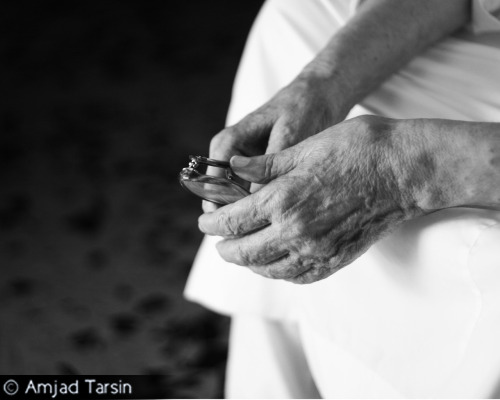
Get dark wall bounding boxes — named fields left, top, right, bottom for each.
left=0, top=1, right=263, bottom=397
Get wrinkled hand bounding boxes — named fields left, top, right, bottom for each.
left=203, top=73, right=347, bottom=212
left=199, top=116, right=439, bottom=284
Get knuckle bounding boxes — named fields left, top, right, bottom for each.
left=264, top=155, right=276, bottom=180
left=276, top=123, right=295, bottom=143
left=234, top=244, right=252, bottom=266
left=216, top=211, right=240, bottom=237
left=352, top=115, right=393, bottom=138
left=293, top=218, right=310, bottom=238
left=283, top=214, right=311, bottom=243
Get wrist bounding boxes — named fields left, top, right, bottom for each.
left=400, top=119, right=500, bottom=212
left=450, top=122, right=500, bottom=209
left=297, top=60, right=355, bottom=123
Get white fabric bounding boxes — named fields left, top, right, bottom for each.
left=226, top=316, right=321, bottom=399
left=185, top=0, right=500, bottom=397
left=472, top=0, right=500, bottom=33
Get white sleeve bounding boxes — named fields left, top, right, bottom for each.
left=470, top=0, right=500, bottom=33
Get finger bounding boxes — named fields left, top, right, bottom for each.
left=203, top=126, right=252, bottom=210
left=198, top=191, right=271, bottom=237
left=206, top=128, right=244, bottom=182
left=246, top=119, right=301, bottom=194
left=206, top=116, right=273, bottom=195
left=266, top=117, right=304, bottom=154
left=202, top=200, right=219, bottom=213
left=208, top=113, right=274, bottom=169
left=215, top=226, right=289, bottom=266
left=249, top=182, right=265, bottom=194
left=284, top=261, right=341, bottom=284
left=248, top=255, right=311, bottom=280
left=229, top=150, right=298, bottom=184
left=247, top=119, right=300, bottom=194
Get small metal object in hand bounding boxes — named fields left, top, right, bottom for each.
left=179, top=155, right=250, bottom=205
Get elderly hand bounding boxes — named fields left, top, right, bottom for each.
left=202, top=0, right=472, bottom=215
left=198, top=115, right=459, bottom=284
left=203, top=73, right=348, bottom=212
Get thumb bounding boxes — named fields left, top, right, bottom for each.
left=230, top=151, right=296, bottom=184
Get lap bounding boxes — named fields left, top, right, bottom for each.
left=186, top=0, right=500, bottom=397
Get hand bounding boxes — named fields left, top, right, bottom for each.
left=202, top=0, right=471, bottom=214
left=203, top=73, right=348, bottom=212
left=199, top=116, right=445, bottom=284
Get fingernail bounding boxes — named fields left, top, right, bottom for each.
left=231, top=156, right=251, bottom=168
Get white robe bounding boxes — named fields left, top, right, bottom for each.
left=185, top=0, right=500, bottom=397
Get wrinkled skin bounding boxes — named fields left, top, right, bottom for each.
left=198, top=116, right=439, bottom=284
left=203, top=74, right=347, bottom=212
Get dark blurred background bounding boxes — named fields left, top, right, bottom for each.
left=0, top=1, right=263, bottom=397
